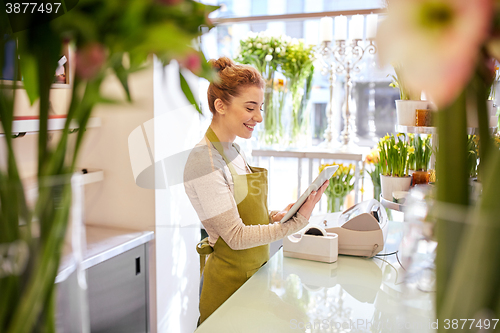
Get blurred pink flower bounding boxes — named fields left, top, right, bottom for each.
left=182, top=53, right=202, bottom=74
left=377, top=0, right=493, bottom=108
left=75, top=43, right=107, bottom=80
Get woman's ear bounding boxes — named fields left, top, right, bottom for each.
left=214, top=99, right=225, bottom=115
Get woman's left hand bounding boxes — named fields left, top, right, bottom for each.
left=271, top=203, right=294, bottom=222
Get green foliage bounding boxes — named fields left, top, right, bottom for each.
left=408, top=134, right=433, bottom=171
left=236, top=34, right=315, bottom=143
left=388, top=63, right=421, bottom=100
left=378, top=133, right=414, bottom=177
left=0, top=0, right=218, bottom=332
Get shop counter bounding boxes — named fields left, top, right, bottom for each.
left=196, top=218, right=435, bottom=332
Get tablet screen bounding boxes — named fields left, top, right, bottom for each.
left=280, top=165, right=339, bottom=223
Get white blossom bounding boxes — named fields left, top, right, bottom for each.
left=265, top=54, right=273, bottom=62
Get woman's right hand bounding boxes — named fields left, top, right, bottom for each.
left=298, top=180, right=329, bottom=220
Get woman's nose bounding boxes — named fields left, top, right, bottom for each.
left=255, top=109, right=263, bottom=123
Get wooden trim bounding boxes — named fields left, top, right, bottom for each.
left=212, top=8, right=385, bottom=25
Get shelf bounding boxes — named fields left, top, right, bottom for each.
left=396, top=125, right=498, bottom=135
left=380, top=195, right=405, bottom=212
left=0, top=80, right=71, bottom=89
left=395, top=125, right=436, bottom=134
left=78, top=169, right=104, bottom=185
left=1, top=116, right=101, bottom=135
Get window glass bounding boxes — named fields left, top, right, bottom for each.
left=203, top=0, right=384, bottom=19
left=200, top=12, right=398, bottom=148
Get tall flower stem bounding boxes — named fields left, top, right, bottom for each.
left=435, top=91, right=469, bottom=317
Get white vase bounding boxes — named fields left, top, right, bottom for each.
left=395, top=100, right=429, bottom=126
left=380, top=174, right=412, bottom=201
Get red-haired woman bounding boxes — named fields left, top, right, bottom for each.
left=184, top=57, right=328, bottom=326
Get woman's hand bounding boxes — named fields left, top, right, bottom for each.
left=298, top=180, right=330, bottom=220
left=271, top=203, right=295, bottom=222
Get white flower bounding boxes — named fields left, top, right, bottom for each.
left=256, top=43, right=262, bottom=49
left=377, top=0, right=493, bottom=107
left=248, top=43, right=253, bottom=48
left=275, top=47, right=281, bottom=53
left=265, top=54, right=273, bottom=62
left=269, top=48, right=274, bottom=53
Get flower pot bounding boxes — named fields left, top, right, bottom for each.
left=380, top=174, right=412, bottom=201
left=395, top=100, right=429, bottom=126
left=487, top=100, right=498, bottom=117
left=412, top=170, right=430, bottom=185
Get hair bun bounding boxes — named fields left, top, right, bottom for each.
left=210, top=57, right=234, bottom=72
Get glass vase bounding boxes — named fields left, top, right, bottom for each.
left=327, top=195, right=346, bottom=213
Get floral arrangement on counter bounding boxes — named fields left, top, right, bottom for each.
left=319, top=163, right=355, bottom=213
left=365, top=147, right=382, bottom=200
left=236, top=33, right=315, bottom=145
left=377, top=0, right=500, bottom=326
left=378, top=133, right=414, bottom=178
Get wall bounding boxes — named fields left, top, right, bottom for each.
left=78, top=64, right=157, bottom=331
left=153, top=58, right=202, bottom=333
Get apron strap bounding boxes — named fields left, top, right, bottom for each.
left=205, top=127, right=239, bottom=175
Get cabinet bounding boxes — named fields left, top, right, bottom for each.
left=87, top=244, right=149, bottom=333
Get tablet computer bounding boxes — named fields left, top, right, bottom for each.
left=280, top=165, right=339, bottom=223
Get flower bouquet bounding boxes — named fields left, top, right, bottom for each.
left=365, top=147, right=382, bottom=200
left=280, top=39, right=315, bottom=143
left=0, top=1, right=218, bottom=332
left=319, top=163, right=355, bottom=213
left=378, top=133, right=414, bottom=200
left=236, top=32, right=288, bottom=145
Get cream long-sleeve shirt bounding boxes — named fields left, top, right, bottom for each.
left=183, top=137, right=309, bottom=250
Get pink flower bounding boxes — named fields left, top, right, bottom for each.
left=75, top=43, right=107, bottom=80
left=377, top=0, right=493, bottom=108
left=182, top=53, right=202, bottom=75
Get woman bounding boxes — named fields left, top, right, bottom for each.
left=184, top=57, right=328, bottom=326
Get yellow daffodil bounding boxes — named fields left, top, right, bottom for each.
left=408, top=146, right=415, bottom=154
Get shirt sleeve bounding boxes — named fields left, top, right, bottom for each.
left=184, top=143, right=309, bottom=250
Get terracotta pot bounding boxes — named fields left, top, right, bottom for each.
left=380, top=174, right=412, bottom=200
left=412, top=170, right=430, bottom=185
left=395, top=100, right=429, bottom=126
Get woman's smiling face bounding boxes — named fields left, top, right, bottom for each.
left=215, top=85, right=264, bottom=141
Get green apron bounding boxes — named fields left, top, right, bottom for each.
left=196, top=127, right=270, bottom=325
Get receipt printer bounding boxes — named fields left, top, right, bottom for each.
left=324, top=199, right=388, bottom=257
left=283, top=226, right=338, bottom=263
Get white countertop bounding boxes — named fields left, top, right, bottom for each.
left=196, top=220, right=435, bottom=332
left=56, top=225, right=154, bottom=283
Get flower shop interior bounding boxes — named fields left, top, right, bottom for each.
left=2, top=0, right=500, bottom=332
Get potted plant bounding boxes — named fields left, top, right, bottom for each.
left=378, top=133, right=414, bottom=200
left=390, top=63, right=428, bottom=126
left=0, top=1, right=218, bottom=332
left=320, top=162, right=355, bottom=212
left=408, top=134, right=433, bottom=185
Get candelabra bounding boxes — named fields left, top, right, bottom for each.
left=319, top=39, right=377, bottom=149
